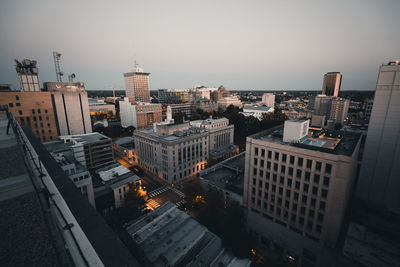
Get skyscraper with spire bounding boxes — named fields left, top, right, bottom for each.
left=123, top=62, right=150, bottom=102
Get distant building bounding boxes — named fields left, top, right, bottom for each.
left=0, top=91, right=59, bottom=142
left=240, top=105, right=274, bottom=120
left=322, top=72, right=342, bottom=97
left=124, top=65, right=150, bottom=102
left=211, top=85, right=231, bottom=101
left=58, top=133, right=114, bottom=169
left=88, top=98, right=116, bottom=116
left=311, top=114, right=326, bottom=127
left=119, top=98, right=162, bottom=129
left=134, top=117, right=236, bottom=184
left=363, top=99, right=373, bottom=120
left=15, top=58, right=40, bottom=92
left=243, top=119, right=361, bottom=265
left=281, top=108, right=312, bottom=120
left=168, top=103, right=193, bottom=118
left=126, top=201, right=251, bottom=267
left=313, top=95, right=349, bottom=126
left=44, top=82, right=92, bottom=135
left=357, top=60, right=400, bottom=213
left=261, top=93, right=275, bottom=107
left=158, top=88, right=193, bottom=104
left=218, top=95, right=243, bottom=109
left=192, top=99, right=218, bottom=113
left=45, top=140, right=95, bottom=207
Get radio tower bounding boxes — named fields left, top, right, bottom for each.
left=53, top=51, right=63, bottom=82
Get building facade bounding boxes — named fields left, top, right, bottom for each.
left=0, top=91, right=59, bottom=142
left=44, top=82, right=92, bottom=136
left=119, top=98, right=162, bottom=129
left=241, top=105, right=274, bottom=120
left=356, top=60, right=400, bottom=213
left=58, top=133, right=114, bottom=169
left=322, top=72, right=342, bottom=97
left=218, top=95, right=243, bottom=109
left=243, top=120, right=361, bottom=265
left=158, top=88, right=193, bottom=104
left=261, top=93, right=275, bottom=107
left=15, top=58, right=40, bottom=92
left=313, top=95, right=349, bottom=126
left=124, top=66, right=150, bottom=102
left=134, top=117, right=236, bottom=184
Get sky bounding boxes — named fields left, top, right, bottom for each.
left=0, top=0, right=399, bottom=91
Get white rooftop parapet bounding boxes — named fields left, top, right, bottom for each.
left=283, top=119, right=310, bottom=143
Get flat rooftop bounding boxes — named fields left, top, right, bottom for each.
left=251, top=125, right=360, bottom=156
left=60, top=132, right=110, bottom=144
left=0, top=113, right=59, bottom=266
left=200, top=153, right=245, bottom=196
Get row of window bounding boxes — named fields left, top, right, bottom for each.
left=253, top=169, right=330, bottom=188
left=253, top=147, right=332, bottom=174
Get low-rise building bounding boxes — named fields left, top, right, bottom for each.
left=240, top=105, right=274, bottom=120
left=126, top=201, right=251, bottom=267
left=88, top=98, right=116, bottom=116
left=199, top=152, right=245, bottom=204
left=261, top=93, right=275, bottom=107
left=113, top=136, right=136, bottom=164
left=158, top=88, right=193, bottom=104
left=119, top=98, right=162, bottom=129
left=58, top=132, right=114, bottom=169
left=134, top=117, right=236, bottom=184
left=44, top=140, right=96, bottom=207
left=167, top=103, right=193, bottom=118
left=218, top=95, right=243, bottom=109
left=91, top=162, right=141, bottom=213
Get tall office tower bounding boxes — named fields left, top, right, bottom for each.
left=261, top=93, right=275, bottom=107
left=313, top=95, right=349, bottom=126
left=356, top=60, right=400, bottom=212
left=0, top=91, right=59, bottom=142
left=123, top=65, right=150, bottom=102
left=243, top=120, right=361, bottom=265
left=15, top=59, right=40, bottom=91
left=119, top=98, right=162, bottom=129
left=322, top=72, right=342, bottom=97
left=43, top=82, right=92, bottom=136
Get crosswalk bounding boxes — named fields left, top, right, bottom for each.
left=147, top=199, right=160, bottom=210
left=171, top=188, right=185, bottom=198
left=147, top=187, right=169, bottom=198
left=175, top=199, right=186, bottom=208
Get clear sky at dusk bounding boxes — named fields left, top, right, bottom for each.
left=0, top=0, right=399, bottom=91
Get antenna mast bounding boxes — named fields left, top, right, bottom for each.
left=53, top=51, right=63, bottom=82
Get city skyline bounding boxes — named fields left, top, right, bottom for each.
left=1, top=0, right=399, bottom=91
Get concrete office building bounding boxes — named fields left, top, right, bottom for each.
left=45, top=141, right=96, bottom=207
left=134, top=117, right=235, bottom=184
left=261, top=93, right=275, bottom=107
left=243, top=119, right=361, bottom=265
left=313, top=95, right=349, bottom=126
left=119, top=98, right=162, bottom=129
left=44, top=82, right=92, bottom=135
left=88, top=98, right=116, bottom=116
left=15, top=58, right=40, bottom=92
left=322, top=72, right=342, bottom=97
left=124, top=65, right=150, bottom=102
left=168, top=103, right=193, bottom=118
left=0, top=91, right=59, bottom=142
left=218, top=95, right=243, bottom=109
left=357, top=60, right=400, bottom=213
left=158, top=88, right=193, bottom=104
left=58, top=133, right=114, bottom=169
left=363, top=99, right=374, bottom=120
left=126, top=202, right=251, bottom=267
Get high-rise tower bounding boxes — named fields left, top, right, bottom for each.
left=123, top=64, right=150, bottom=102
left=322, top=72, right=342, bottom=97
left=356, top=60, right=400, bottom=212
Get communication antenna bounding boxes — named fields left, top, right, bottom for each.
left=68, top=73, right=76, bottom=82
left=53, top=51, right=63, bottom=82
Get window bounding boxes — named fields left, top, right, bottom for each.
left=254, top=158, right=258, bottom=165
left=314, top=174, right=320, bottom=184
left=290, top=155, right=295, bottom=164
left=15, top=95, right=19, bottom=100
left=311, top=198, right=316, bottom=207
left=255, top=147, right=259, bottom=155
left=37, top=109, right=41, bottom=114
left=320, top=201, right=326, bottom=211
left=281, top=165, right=286, bottom=173
left=280, top=176, right=284, bottom=185
left=261, top=149, right=265, bottom=157
left=325, top=163, right=332, bottom=174
left=295, top=181, right=300, bottom=189
left=8, top=103, right=13, bottom=107
left=321, top=189, right=328, bottom=199
left=288, top=167, right=293, bottom=176
left=268, top=150, right=272, bottom=158
left=18, top=110, right=22, bottom=115
left=16, top=103, right=21, bottom=106
left=274, top=163, right=278, bottom=171
left=303, top=184, right=309, bottom=193
left=307, top=159, right=312, bottom=169
left=267, top=161, right=271, bottom=169
left=260, top=160, right=264, bottom=167
left=324, top=176, right=330, bottom=186
left=32, top=109, right=35, bottom=114
left=316, top=161, right=322, bottom=171
left=287, top=179, right=292, bottom=187
left=275, top=152, right=279, bottom=160
left=282, top=154, right=287, bottom=162
left=312, top=187, right=318, bottom=195
left=305, top=172, right=310, bottom=181
left=45, top=109, right=48, bottom=113
left=298, top=157, right=303, bottom=167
